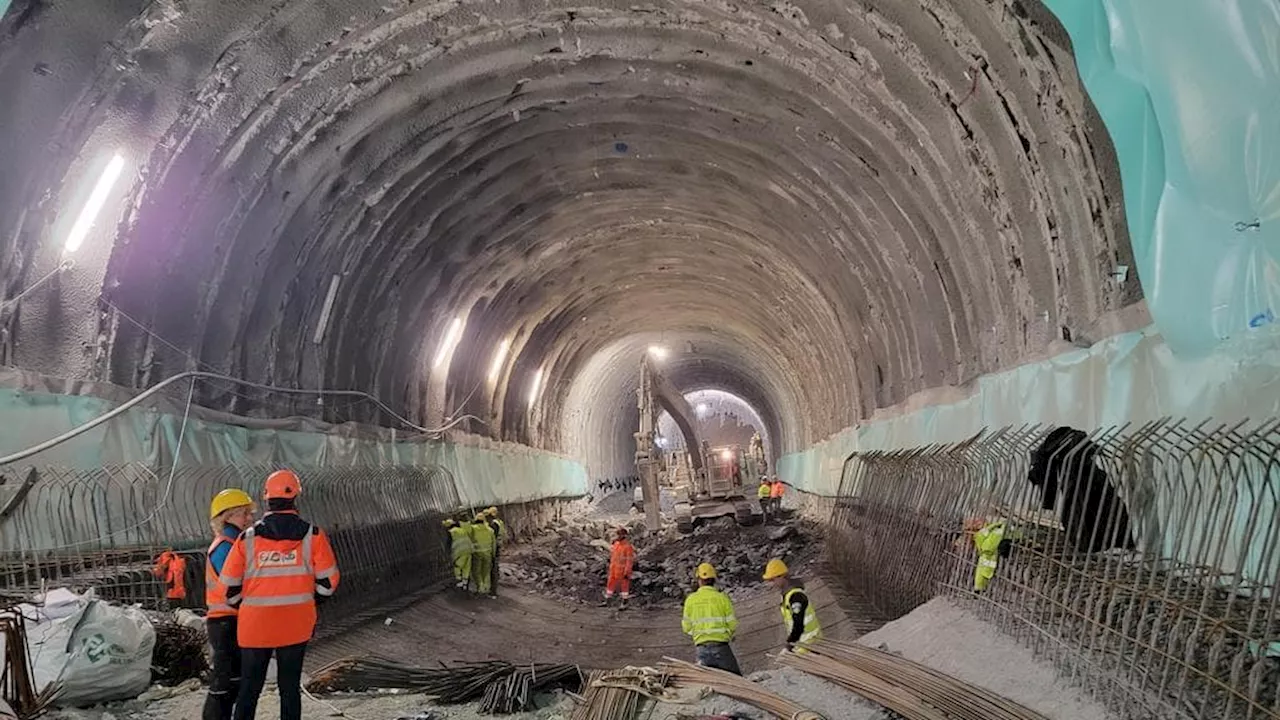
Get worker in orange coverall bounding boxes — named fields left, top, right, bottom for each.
left=153, top=549, right=189, bottom=604
left=600, top=527, right=637, bottom=610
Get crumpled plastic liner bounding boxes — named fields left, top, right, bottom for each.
left=1044, top=0, right=1280, bottom=358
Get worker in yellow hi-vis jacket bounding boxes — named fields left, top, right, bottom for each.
left=470, top=512, right=496, bottom=596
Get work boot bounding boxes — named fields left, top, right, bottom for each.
left=619, top=598, right=629, bottom=611
left=598, top=597, right=611, bottom=607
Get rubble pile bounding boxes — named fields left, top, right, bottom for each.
left=503, top=516, right=818, bottom=607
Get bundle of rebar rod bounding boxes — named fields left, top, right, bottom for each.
left=150, top=620, right=209, bottom=686
left=778, top=640, right=1049, bottom=720
left=659, top=658, right=825, bottom=720
left=479, top=663, right=582, bottom=714
left=570, top=671, right=644, bottom=720
left=1, top=611, right=58, bottom=719
left=306, top=657, right=582, bottom=713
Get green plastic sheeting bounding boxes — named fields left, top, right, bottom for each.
left=778, top=324, right=1280, bottom=497
left=0, top=386, right=588, bottom=508
left=1042, top=0, right=1280, bottom=357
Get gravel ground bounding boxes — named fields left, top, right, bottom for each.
left=45, top=683, right=576, bottom=720
left=856, top=597, right=1119, bottom=720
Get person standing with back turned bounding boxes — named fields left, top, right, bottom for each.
left=681, top=563, right=741, bottom=674
left=220, top=470, right=340, bottom=720
left=469, top=512, right=496, bottom=597
left=203, top=488, right=256, bottom=720
left=485, top=507, right=506, bottom=597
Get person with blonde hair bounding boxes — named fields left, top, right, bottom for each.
left=203, top=488, right=255, bottom=720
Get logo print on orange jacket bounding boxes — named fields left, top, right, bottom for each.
left=218, top=512, right=340, bottom=649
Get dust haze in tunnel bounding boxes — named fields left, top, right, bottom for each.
left=0, top=0, right=1138, bottom=469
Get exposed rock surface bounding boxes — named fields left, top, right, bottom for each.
left=504, top=513, right=819, bottom=607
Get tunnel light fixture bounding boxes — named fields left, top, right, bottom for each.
left=312, top=274, right=342, bottom=345
left=487, top=339, right=511, bottom=384
left=432, top=317, right=465, bottom=370
left=527, top=368, right=544, bottom=407
left=64, top=153, right=127, bottom=254
left=696, top=403, right=709, bottom=415
left=647, top=345, right=669, bottom=360
left=720, top=449, right=733, bottom=462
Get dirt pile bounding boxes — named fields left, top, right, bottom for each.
left=503, top=515, right=819, bottom=607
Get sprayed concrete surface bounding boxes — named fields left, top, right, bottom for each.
left=0, top=0, right=1138, bottom=482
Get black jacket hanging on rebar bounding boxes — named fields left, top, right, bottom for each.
left=1027, top=427, right=1135, bottom=553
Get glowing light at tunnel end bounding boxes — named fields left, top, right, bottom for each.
left=647, top=345, right=669, bottom=360
left=432, top=317, right=465, bottom=370
left=488, top=338, right=511, bottom=384
left=63, top=153, right=127, bottom=254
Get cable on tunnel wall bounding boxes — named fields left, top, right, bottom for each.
left=0, top=370, right=482, bottom=468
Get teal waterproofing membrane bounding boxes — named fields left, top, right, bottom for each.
left=1044, top=0, right=1280, bottom=357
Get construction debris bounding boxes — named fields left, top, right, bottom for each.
left=778, top=639, right=1049, bottom=720
left=147, top=620, right=207, bottom=687
left=306, top=657, right=583, bottom=714
left=661, top=657, right=825, bottom=720
left=505, top=517, right=818, bottom=607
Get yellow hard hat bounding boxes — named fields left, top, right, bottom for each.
left=209, top=488, right=253, bottom=519
left=443, top=518, right=456, bottom=528
left=475, top=513, right=488, bottom=522
left=696, top=563, right=718, bottom=580
left=763, top=558, right=789, bottom=580
left=485, top=506, right=499, bottom=517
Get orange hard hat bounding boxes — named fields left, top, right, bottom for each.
left=264, top=469, right=302, bottom=500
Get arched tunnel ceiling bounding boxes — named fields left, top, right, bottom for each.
left=0, top=0, right=1139, bottom=477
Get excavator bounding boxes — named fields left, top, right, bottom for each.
left=633, top=355, right=759, bottom=533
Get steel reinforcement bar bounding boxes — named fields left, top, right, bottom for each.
left=0, top=462, right=461, bottom=634
left=824, top=418, right=1280, bottom=720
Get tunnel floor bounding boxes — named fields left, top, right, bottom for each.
left=309, top=565, right=883, bottom=673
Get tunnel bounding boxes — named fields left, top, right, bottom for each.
left=2, top=1, right=1279, bottom=719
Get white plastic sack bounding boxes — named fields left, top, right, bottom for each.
left=26, top=592, right=156, bottom=707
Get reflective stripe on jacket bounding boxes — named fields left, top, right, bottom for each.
left=448, top=525, right=473, bottom=557
left=220, top=520, right=340, bottom=648
left=608, top=540, right=636, bottom=577
left=470, top=520, right=496, bottom=555
left=972, top=520, right=1006, bottom=591
left=682, top=586, right=738, bottom=646
left=781, top=587, right=822, bottom=647
left=205, top=533, right=237, bottom=618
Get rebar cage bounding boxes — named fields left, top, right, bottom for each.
left=826, top=418, right=1280, bottom=720
left=0, top=463, right=461, bottom=636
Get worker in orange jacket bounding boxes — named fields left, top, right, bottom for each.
left=203, top=488, right=256, bottom=720
left=152, top=549, right=188, bottom=604
left=769, top=477, right=787, bottom=520
left=220, top=470, right=340, bottom=720
left=601, top=527, right=636, bottom=609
